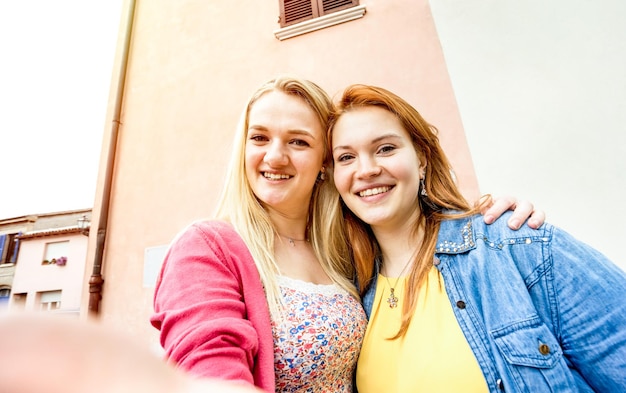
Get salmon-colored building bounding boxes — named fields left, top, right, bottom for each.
left=83, top=0, right=477, bottom=348
left=83, top=0, right=626, bottom=351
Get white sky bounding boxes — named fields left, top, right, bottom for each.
left=0, top=1, right=124, bottom=219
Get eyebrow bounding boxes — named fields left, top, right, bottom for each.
left=289, top=129, right=317, bottom=139
left=332, top=132, right=402, bottom=152
left=248, top=125, right=316, bottom=139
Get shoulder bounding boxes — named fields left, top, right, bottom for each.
left=163, top=220, right=254, bottom=269
left=185, top=219, right=237, bottom=238
left=469, top=211, right=553, bottom=239
left=438, top=210, right=555, bottom=249
left=173, top=220, right=245, bottom=248
left=158, top=220, right=258, bottom=285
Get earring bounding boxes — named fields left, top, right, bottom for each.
left=420, top=177, right=427, bottom=197
left=318, top=166, right=326, bottom=182
left=419, top=176, right=439, bottom=211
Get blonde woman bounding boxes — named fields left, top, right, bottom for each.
left=151, top=76, right=542, bottom=392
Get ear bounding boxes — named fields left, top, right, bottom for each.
left=418, top=160, right=427, bottom=179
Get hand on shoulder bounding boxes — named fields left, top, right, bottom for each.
left=481, top=195, right=545, bottom=230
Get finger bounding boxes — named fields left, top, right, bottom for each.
left=482, top=195, right=517, bottom=224
left=506, top=199, right=535, bottom=230
left=527, top=208, right=546, bottom=229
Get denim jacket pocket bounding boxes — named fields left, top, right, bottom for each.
left=492, top=317, right=562, bottom=368
left=489, top=317, right=578, bottom=392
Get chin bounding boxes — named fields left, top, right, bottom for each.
left=356, top=213, right=391, bottom=227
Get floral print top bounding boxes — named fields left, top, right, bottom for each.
left=272, top=275, right=367, bottom=392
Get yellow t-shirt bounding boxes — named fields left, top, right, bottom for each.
left=356, top=267, right=488, bottom=393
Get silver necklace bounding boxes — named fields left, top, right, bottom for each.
left=383, top=255, right=414, bottom=309
left=277, top=233, right=308, bottom=247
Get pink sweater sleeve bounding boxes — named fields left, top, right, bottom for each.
left=150, top=221, right=273, bottom=390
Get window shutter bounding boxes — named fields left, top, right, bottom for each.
left=281, top=0, right=317, bottom=27
left=0, top=235, right=6, bottom=263
left=40, top=290, right=62, bottom=303
left=279, top=0, right=359, bottom=28
left=9, top=232, right=21, bottom=263
left=319, top=0, right=358, bottom=16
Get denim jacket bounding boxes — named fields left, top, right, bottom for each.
left=361, top=212, right=626, bottom=392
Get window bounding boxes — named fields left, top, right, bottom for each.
left=0, top=233, right=20, bottom=264
left=42, top=240, right=69, bottom=265
left=12, top=292, right=26, bottom=311
left=279, top=0, right=359, bottom=27
left=0, top=288, right=10, bottom=310
left=39, top=290, right=62, bottom=311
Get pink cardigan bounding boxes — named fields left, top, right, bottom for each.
left=151, top=220, right=275, bottom=392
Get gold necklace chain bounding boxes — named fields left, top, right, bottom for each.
left=383, top=254, right=414, bottom=309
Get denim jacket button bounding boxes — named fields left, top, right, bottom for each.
left=456, top=300, right=466, bottom=309
left=433, top=257, right=440, bottom=266
left=539, top=343, right=550, bottom=355
left=496, top=378, right=505, bottom=390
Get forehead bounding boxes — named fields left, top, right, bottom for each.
left=249, top=91, right=322, bottom=131
left=332, top=106, right=408, bottom=144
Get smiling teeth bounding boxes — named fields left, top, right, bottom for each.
left=264, top=173, right=291, bottom=180
left=359, top=187, right=390, bottom=197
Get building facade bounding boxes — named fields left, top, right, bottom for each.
left=1, top=209, right=91, bottom=315
left=84, top=0, right=626, bottom=352
left=0, top=216, right=35, bottom=310
left=83, top=0, right=476, bottom=346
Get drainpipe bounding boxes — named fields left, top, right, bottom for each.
left=89, top=0, right=137, bottom=315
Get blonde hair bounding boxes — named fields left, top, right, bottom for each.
left=328, top=84, right=488, bottom=338
left=214, top=76, right=357, bottom=317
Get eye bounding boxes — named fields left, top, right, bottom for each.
left=249, top=134, right=268, bottom=143
left=335, top=153, right=355, bottom=163
left=378, top=144, right=396, bottom=154
left=290, top=139, right=310, bottom=147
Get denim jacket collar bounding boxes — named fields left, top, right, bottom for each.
left=435, top=217, right=477, bottom=255
left=368, top=213, right=477, bottom=281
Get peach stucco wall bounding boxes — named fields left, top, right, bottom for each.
left=85, top=0, right=477, bottom=346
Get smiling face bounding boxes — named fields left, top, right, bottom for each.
left=245, top=90, right=325, bottom=215
left=332, top=106, right=426, bottom=231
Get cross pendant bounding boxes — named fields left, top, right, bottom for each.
left=387, top=288, right=398, bottom=308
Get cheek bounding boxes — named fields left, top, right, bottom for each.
left=295, top=149, right=324, bottom=176
left=393, top=161, right=421, bottom=192
left=332, top=167, right=352, bottom=197
left=244, top=148, right=262, bottom=178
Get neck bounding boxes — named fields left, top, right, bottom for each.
left=374, top=222, right=424, bottom=277
left=267, top=208, right=309, bottom=243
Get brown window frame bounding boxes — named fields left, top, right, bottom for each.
left=0, top=233, right=20, bottom=264
left=278, top=0, right=359, bottom=28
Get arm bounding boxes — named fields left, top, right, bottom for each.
left=151, top=222, right=261, bottom=385
left=549, top=228, right=626, bottom=390
left=0, top=314, right=263, bottom=393
left=482, top=195, right=545, bottom=230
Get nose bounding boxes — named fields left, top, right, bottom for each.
left=264, top=141, right=288, bottom=166
left=356, top=156, right=382, bottom=179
